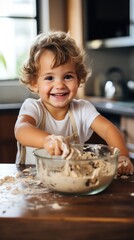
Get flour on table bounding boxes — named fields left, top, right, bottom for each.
left=0, top=167, right=51, bottom=214
left=0, top=167, right=48, bottom=195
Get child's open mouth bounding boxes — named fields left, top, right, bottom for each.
left=50, top=93, right=68, bottom=97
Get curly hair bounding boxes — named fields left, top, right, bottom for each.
left=20, top=31, right=91, bottom=91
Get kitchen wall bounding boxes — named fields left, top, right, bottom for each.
left=84, top=47, right=134, bottom=98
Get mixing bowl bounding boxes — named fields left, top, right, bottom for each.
left=33, top=144, right=119, bottom=195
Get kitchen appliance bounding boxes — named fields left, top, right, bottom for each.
left=84, top=0, right=134, bottom=48
left=103, top=67, right=128, bottom=100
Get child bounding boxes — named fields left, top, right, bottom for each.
left=14, top=31, right=134, bottom=176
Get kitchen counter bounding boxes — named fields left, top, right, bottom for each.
left=93, top=101, right=134, bottom=117
left=85, top=97, right=134, bottom=117
left=0, top=164, right=134, bottom=240
left=0, top=103, right=22, bottom=111
left=1, top=97, right=134, bottom=117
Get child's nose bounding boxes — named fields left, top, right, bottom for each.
left=55, top=79, right=65, bottom=88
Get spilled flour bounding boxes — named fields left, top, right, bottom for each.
left=0, top=167, right=47, bottom=195
left=0, top=166, right=64, bottom=216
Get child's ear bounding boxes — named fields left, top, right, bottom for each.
left=29, top=82, right=39, bottom=93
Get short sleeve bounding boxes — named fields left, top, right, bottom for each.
left=18, top=98, right=44, bottom=126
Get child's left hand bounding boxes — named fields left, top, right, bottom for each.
left=117, top=155, right=134, bottom=176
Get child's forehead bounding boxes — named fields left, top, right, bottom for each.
left=40, top=48, right=69, bottom=58
left=40, top=49, right=55, bottom=59
left=39, top=52, right=76, bottom=74
left=39, top=49, right=74, bottom=67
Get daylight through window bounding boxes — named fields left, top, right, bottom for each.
left=0, top=0, right=37, bottom=80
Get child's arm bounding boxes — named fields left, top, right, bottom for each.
left=91, top=115, right=134, bottom=175
left=14, top=115, right=70, bottom=157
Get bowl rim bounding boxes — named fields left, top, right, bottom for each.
left=33, top=144, right=120, bottom=161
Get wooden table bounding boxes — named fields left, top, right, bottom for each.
left=0, top=164, right=134, bottom=240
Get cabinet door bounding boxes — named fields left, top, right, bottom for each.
left=120, top=116, right=134, bottom=159
left=0, top=110, right=19, bottom=163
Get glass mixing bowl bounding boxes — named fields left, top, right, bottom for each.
left=33, top=144, right=119, bottom=195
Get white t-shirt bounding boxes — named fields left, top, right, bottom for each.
left=16, top=98, right=100, bottom=164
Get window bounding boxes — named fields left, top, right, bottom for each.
left=0, top=0, right=37, bottom=80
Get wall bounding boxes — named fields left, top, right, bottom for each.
left=49, top=0, right=67, bottom=32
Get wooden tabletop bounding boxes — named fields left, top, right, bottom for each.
left=0, top=164, right=134, bottom=240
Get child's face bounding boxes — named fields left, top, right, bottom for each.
left=33, top=50, right=79, bottom=113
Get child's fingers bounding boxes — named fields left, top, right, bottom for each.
left=117, top=156, right=134, bottom=175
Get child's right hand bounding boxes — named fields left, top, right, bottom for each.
left=43, top=134, right=70, bottom=157
left=43, top=134, right=81, bottom=160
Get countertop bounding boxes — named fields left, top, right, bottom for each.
left=0, top=103, right=22, bottom=111
left=0, top=164, right=134, bottom=240
left=0, top=97, right=134, bottom=117
left=85, top=97, right=134, bottom=117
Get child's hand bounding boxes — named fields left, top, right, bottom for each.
left=117, top=155, right=134, bottom=176
left=43, top=134, right=81, bottom=160
left=43, top=134, right=70, bottom=157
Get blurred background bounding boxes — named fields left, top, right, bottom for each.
left=0, top=0, right=134, bottom=163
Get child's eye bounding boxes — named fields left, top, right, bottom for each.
left=65, top=74, right=73, bottom=80
left=44, top=76, right=53, bottom=81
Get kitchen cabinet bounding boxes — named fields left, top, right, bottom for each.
left=0, top=108, right=19, bottom=163
left=121, top=117, right=134, bottom=143
left=120, top=116, right=134, bottom=159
